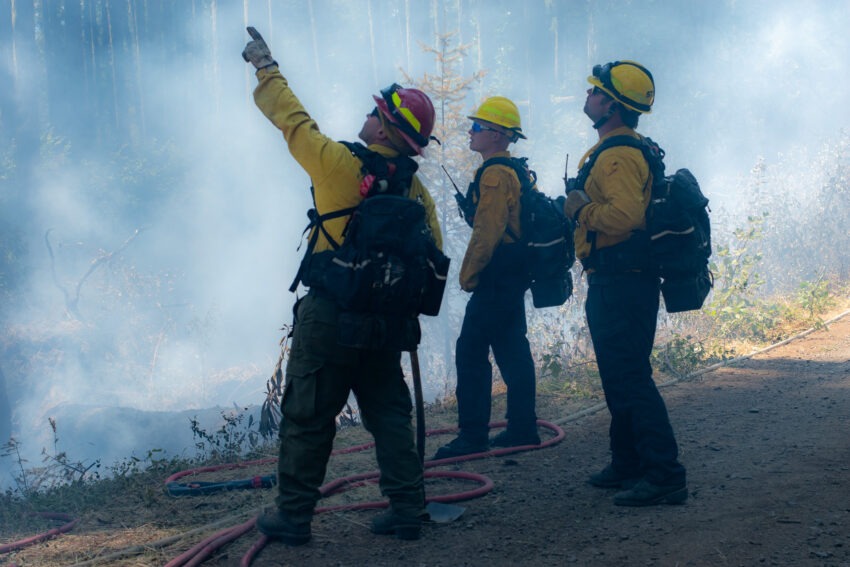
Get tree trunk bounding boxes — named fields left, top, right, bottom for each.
left=405, top=0, right=411, bottom=72
left=367, top=0, right=378, bottom=85
left=33, top=0, right=49, bottom=133
left=586, top=0, right=596, bottom=67
left=105, top=0, right=120, bottom=130
left=128, top=0, right=146, bottom=139
left=210, top=0, right=220, bottom=117
left=430, top=0, right=439, bottom=73
left=9, top=0, right=18, bottom=87
left=553, top=16, right=559, bottom=84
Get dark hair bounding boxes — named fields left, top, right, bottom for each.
left=618, top=105, right=640, bottom=129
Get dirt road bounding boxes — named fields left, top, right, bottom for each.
left=249, top=313, right=850, bottom=567
left=4, top=312, right=850, bottom=567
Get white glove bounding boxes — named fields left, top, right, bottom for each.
left=564, top=190, right=591, bottom=221
left=242, top=26, right=276, bottom=70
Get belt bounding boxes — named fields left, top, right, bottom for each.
left=587, top=270, right=655, bottom=286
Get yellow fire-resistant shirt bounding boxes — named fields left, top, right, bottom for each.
left=459, top=151, right=523, bottom=291
left=251, top=67, right=443, bottom=253
left=573, top=127, right=652, bottom=263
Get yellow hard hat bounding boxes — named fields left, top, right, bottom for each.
left=468, top=96, right=527, bottom=140
left=587, top=60, right=655, bottom=114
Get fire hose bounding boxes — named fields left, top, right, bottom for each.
left=163, top=419, right=565, bottom=567
left=0, top=512, right=78, bottom=556
left=7, top=307, right=850, bottom=565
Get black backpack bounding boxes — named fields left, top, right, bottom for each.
left=573, top=135, right=712, bottom=313
left=290, top=142, right=450, bottom=350
left=463, top=157, right=575, bottom=308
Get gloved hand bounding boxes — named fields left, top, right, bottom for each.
left=242, top=26, right=276, bottom=70
left=564, top=190, right=591, bottom=221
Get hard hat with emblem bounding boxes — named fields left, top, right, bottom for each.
left=373, top=83, right=436, bottom=156
left=468, top=96, right=527, bottom=140
left=587, top=60, right=655, bottom=114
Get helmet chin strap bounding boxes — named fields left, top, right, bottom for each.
left=593, top=106, right=616, bottom=130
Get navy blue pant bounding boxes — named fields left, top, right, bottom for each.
left=454, top=285, right=537, bottom=443
left=586, top=272, right=686, bottom=485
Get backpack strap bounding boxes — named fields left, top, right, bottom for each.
left=575, top=135, right=666, bottom=191
left=289, top=142, right=418, bottom=293
left=574, top=135, right=667, bottom=270
left=288, top=189, right=355, bottom=293
left=340, top=141, right=419, bottom=198
left=469, top=156, right=535, bottom=242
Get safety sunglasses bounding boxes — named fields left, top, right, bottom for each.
left=470, top=122, right=500, bottom=134
left=379, top=83, right=428, bottom=147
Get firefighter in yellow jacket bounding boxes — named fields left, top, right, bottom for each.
left=564, top=61, right=687, bottom=506
left=434, top=97, right=540, bottom=459
left=242, top=28, right=442, bottom=544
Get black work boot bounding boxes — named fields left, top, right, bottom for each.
left=613, top=478, right=688, bottom=506
left=587, top=464, right=640, bottom=489
left=256, top=508, right=311, bottom=546
left=370, top=509, right=422, bottom=540
left=432, top=436, right=489, bottom=460
left=489, top=428, right=541, bottom=448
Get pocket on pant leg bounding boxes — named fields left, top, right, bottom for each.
left=282, top=358, right=323, bottom=423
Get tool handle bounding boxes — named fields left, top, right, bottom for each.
left=409, top=350, right=426, bottom=466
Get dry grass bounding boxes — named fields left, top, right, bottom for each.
left=0, top=401, right=470, bottom=566
left=5, top=296, right=848, bottom=566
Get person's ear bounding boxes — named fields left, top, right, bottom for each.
left=602, top=100, right=617, bottom=119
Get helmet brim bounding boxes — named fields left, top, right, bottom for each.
left=467, top=117, right=527, bottom=140
left=586, top=76, right=652, bottom=114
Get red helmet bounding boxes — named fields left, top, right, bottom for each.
left=373, top=84, right=436, bottom=156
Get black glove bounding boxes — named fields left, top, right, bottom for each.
left=242, top=26, right=276, bottom=70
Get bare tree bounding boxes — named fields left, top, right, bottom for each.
left=402, top=31, right=484, bottom=394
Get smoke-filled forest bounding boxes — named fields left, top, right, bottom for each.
left=1, top=0, right=849, bottom=484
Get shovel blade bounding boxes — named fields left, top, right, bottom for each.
left=426, top=501, right=465, bottom=523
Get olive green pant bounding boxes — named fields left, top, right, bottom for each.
left=275, top=293, right=425, bottom=523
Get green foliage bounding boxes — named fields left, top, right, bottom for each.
left=538, top=343, right=566, bottom=380
left=533, top=287, right=602, bottom=400
left=794, top=276, right=835, bottom=329
left=730, top=137, right=850, bottom=294
left=1, top=419, right=101, bottom=499
left=651, top=334, right=712, bottom=378
left=702, top=213, right=783, bottom=341
left=537, top=357, right=601, bottom=400
left=189, top=410, right=260, bottom=463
